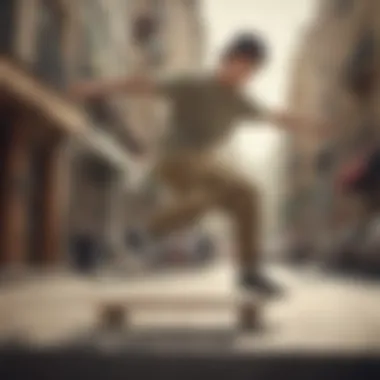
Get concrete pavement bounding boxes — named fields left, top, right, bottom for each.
left=1, top=261, right=380, bottom=353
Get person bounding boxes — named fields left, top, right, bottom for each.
left=71, top=32, right=325, bottom=298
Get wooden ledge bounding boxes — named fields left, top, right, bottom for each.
left=0, top=57, right=88, bottom=135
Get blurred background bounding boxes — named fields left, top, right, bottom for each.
left=1, top=0, right=380, bottom=355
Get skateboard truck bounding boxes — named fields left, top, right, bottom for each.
left=238, top=302, right=261, bottom=331
left=100, top=303, right=128, bottom=331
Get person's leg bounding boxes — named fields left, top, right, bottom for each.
left=141, top=156, right=282, bottom=296
left=149, top=156, right=260, bottom=268
left=125, top=155, right=215, bottom=255
left=147, top=189, right=214, bottom=237
left=187, top=163, right=282, bottom=296
left=222, top=180, right=261, bottom=269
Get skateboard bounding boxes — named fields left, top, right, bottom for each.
left=98, top=292, right=263, bottom=332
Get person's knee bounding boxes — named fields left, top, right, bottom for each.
left=226, top=182, right=259, bottom=213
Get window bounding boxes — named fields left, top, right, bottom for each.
left=0, top=0, right=17, bottom=55
left=133, top=1, right=165, bottom=66
left=354, top=31, right=376, bottom=66
left=34, top=0, right=66, bottom=89
left=76, top=21, right=94, bottom=79
left=78, top=0, right=109, bottom=78
left=133, top=14, right=157, bottom=45
left=344, top=30, right=376, bottom=98
left=316, top=147, right=335, bottom=174
left=78, top=1, right=117, bottom=128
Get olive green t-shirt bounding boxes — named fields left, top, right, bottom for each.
left=157, top=75, right=268, bottom=155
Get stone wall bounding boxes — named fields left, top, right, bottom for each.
left=285, top=0, right=380, bottom=251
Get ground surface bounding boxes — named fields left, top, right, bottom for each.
left=1, top=261, right=380, bottom=354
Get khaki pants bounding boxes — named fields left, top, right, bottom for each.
left=147, top=153, right=261, bottom=268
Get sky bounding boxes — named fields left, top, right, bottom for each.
left=201, top=0, right=315, bottom=236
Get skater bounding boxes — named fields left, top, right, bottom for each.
left=71, top=32, right=325, bottom=298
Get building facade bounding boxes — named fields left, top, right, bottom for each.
left=68, top=0, right=204, bottom=261
left=285, top=0, right=380, bottom=251
left=0, top=0, right=204, bottom=273
left=0, top=0, right=89, bottom=270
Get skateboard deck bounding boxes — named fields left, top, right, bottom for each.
left=98, top=292, right=264, bottom=331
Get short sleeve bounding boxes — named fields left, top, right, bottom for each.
left=238, top=96, right=271, bottom=122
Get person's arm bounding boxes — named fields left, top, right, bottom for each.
left=268, top=110, right=308, bottom=132
left=240, top=98, right=330, bottom=138
left=69, top=76, right=156, bottom=100
left=268, top=110, right=331, bottom=139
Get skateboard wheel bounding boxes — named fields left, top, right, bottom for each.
left=238, top=303, right=260, bottom=331
left=100, top=303, right=126, bottom=330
